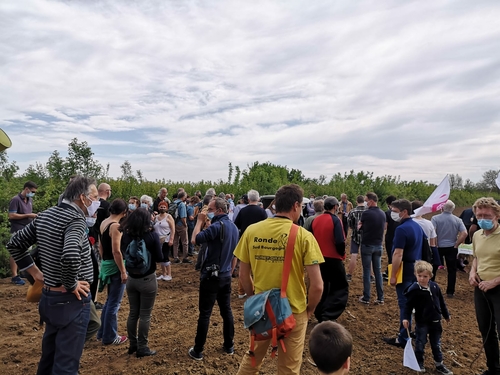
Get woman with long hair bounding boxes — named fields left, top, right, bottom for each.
left=121, top=208, right=163, bottom=357
left=97, top=198, right=128, bottom=345
left=153, top=200, right=175, bottom=281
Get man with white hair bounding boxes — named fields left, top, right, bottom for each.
left=431, top=199, right=468, bottom=297
left=153, top=187, right=170, bottom=213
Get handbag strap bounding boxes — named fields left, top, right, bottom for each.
left=280, top=223, right=299, bottom=298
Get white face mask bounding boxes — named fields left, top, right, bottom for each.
left=391, top=211, right=402, bottom=222
left=86, top=217, right=96, bottom=227
left=85, top=197, right=101, bottom=217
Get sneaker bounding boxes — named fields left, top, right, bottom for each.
left=136, top=348, right=157, bottom=358
left=156, top=275, right=164, bottom=280
left=223, top=346, right=234, bottom=355
left=438, top=265, right=445, bottom=270
left=11, top=276, right=25, bottom=286
left=173, top=258, right=181, bottom=264
left=188, top=347, right=203, bottom=361
left=358, top=296, right=369, bottom=305
left=446, top=294, right=454, bottom=298
left=382, top=337, right=405, bottom=348
left=164, top=275, right=172, bottom=281
left=346, top=274, right=352, bottom=282
left=182, top=258, right=193, bottom=264
left=419, top=365, right=426, bottom=373
left=238, top=293, right=247, bottom=299
left=435, top=364, right=453, bottom=375
left=108, top=335, right=128, bottom=345
left=374, top=299, right=384, bottom=305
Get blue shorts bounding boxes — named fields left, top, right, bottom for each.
left=350, top=239, right=359, bottom=254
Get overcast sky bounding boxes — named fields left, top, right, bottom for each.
left=1, top=0, right=499, bottom=185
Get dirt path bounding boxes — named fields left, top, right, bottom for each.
left=0, top=256, right=487, bottom=375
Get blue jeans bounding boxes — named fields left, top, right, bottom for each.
left=415, top=321, right=443, bottom=366
left=98, top=272, right=126, bottom=344
left=360, top=244, right=384, bottom=301
left=396, top=279, right=415, bottom=342
left=194, top=276, right=234, bottom=353
left=37, top=290, right=91, bottom=375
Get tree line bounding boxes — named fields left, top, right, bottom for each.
left=0, top=138, right=498, bottom=277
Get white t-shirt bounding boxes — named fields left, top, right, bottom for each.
left=414, top=217, right=437, bottom=242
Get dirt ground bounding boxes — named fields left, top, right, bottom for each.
left=0, top=210, right=490, bottom=374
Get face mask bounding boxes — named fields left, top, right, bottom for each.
left=85, top=197, right=101, bottom=217
left=128, top=204, right=136, bottom=211
left=364, top=201, right=368, bottom=207
left=27, top=192, right=35, bottom=198
left=86, top=217, right=96, bottom=227
left=478, top=219, right=495, bottom=231
left=272, top=205, right=276, bottom=210
left=391, top=211, right=402, bottom=222
left=140, top=203, right=148, bottom=209
left=159, top=209, right=166, bottom=213
left=207, top=212, right=215, bottom=220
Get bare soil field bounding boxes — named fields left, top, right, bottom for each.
left=0, top=210, right=489, bottom=374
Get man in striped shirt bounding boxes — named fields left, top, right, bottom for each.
left=7, top=176, right=100, bottom=375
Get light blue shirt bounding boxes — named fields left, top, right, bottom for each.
left=431, top=212, right=466, bottom=247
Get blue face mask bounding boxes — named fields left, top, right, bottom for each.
left=128, top=204, right=136, bottom=211
left=207, top=212, right=215, bottom=220
left=27, top=192, right=35, bottom=198
left=140, top=203, right=148, bottom=209
left=478, top=219, right=495, bottom=231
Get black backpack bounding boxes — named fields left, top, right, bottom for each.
left=421, top=235, right=433, bottom=264
left=168, top=201, right=179, bottom=220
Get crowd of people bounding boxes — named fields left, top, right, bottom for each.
left=5, top=177, right=500, bottom=375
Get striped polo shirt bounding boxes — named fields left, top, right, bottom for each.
left=7, top=201, right=93, bottom=292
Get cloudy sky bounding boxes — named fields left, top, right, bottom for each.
left=1, top=0, right=499, bottom=184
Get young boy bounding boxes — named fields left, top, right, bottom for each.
left=309, top=321, right=351, bottom=374
left=402, top=261, right=453, bottom=374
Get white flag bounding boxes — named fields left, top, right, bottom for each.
left=412, top=175, right=450, bottom=217
left=403, top=338, right=421, bottom=371
left=496, top=171, right=500, bottom=190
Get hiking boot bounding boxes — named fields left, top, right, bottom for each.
left=128, top=346, right=137, bottom=355
left=435, top=364, right=453, bottom=375
left=188, top=347, right=203, bottom=361
left=11, top=276, right=25, bottom=286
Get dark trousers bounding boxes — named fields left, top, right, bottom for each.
left=474, top=285, right=500, bottom=373
left=314, top=258, right=349, bottom=322
left=90, top=250, right=99, bottom=302
left=415, top=321, right=443, bottom=366
left=341, top=215, right=348, bottom=237
left=126, top=274, right=157, bottom=350
left=384, top=235, right=393, bottom=265
left=188, top=225, right=195, bottom=255
left=432, top=247, right=457, bottom=295
left=37, top=290, right=91, bottom=375
left=194, top=276, right=234, bottom=353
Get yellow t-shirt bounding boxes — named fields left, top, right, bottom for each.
left=472, top=225, right=500, bottom=281
left=234, top=217, right=324, bottom=314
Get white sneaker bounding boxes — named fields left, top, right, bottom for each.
left=238, top=294, right=247, bottom=299
left=164, top=275, right=172, bottom=281
left=156, top=275, right=164, bottom=280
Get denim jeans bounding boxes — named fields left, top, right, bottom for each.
left=187, top=225, right=195, bottom=255
left=37, top=290, right=91, bottom=375
left=475, top=285, right=500, bottom=373
left=360, top=244, right=384, bottom=301
left=415, top=321, right=443, bottom=366
left=194, top=276, right=234, bottom=353
left=98, top=272, right=126, bottom=344
left=126, top=273, right=158, bottom=350
left=396, top=279, right=415, bottom=342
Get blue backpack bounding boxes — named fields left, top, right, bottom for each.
left=125, top=238, right=151, bottom=275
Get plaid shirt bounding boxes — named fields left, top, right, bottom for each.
left=347, top=206, right=365, bottom=244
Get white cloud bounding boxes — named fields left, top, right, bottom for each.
left=1, top=0, right=500, bottom=185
